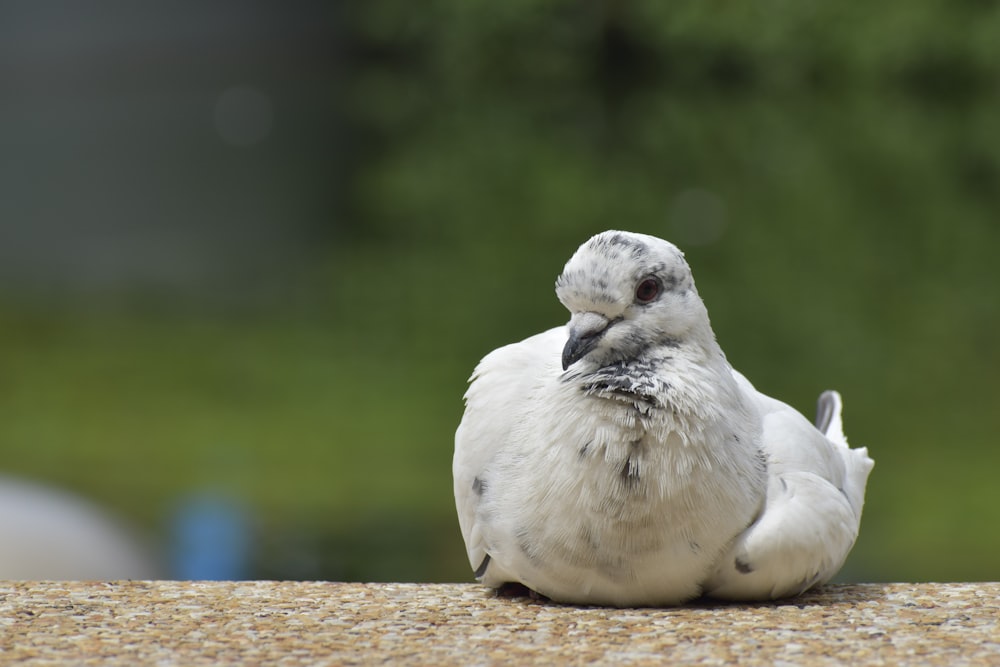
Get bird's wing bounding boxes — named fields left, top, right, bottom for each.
left=703, top=371, right=874, bottom=600
left=453, top=326, right=566, bottom=579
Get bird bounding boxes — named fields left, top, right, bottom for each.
left=453, top=230, right=874, bottom=607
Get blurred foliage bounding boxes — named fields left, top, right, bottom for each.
left=2, top=1, right=999, bottom=583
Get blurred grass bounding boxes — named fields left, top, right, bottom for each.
left=3, top=1, right=1000, bottom=583
left=4, top=159, right=999, bottom=582
left=0, top=301, right=471, bottom=579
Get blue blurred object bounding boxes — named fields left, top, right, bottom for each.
left=169, top=493, right=253, bottom=580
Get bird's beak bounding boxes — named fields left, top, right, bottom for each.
left=562, top=311, right=613, bottom=370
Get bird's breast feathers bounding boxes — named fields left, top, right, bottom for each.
left=466, top=345, right=767, bottom=605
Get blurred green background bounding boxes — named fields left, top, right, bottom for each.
left=2, top=1, right=998, bottom=583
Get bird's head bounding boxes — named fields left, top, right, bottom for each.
left=555, top=230, right=712, bottom=371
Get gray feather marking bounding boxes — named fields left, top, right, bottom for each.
left=473, top=554, right=491, bottom=579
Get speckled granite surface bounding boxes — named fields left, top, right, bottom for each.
left=1, top=582, right=997, bottom=665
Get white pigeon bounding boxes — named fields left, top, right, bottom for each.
left=453, top=230, right=873, bottom=607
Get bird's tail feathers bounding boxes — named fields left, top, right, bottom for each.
left=842, top=445, right=874, bottom=518
left=817, top=391, right=875, bottom=516
left=815, top=390, right=847, bottom=447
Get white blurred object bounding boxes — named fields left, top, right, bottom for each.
left=0, top=476, right=160, bottom=580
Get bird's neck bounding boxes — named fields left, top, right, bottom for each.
left=569, top=337, right=741, bottom=437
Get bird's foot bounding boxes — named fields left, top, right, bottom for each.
left=495, top=582, right=549, bottom=603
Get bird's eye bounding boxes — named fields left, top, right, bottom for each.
left=635, top=277, right=661, bottom=304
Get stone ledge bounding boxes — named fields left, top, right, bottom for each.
left=1, top=582, right=997, bottom=665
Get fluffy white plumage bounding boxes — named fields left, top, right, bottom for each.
left=453, top=230, right=873, bottom=607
